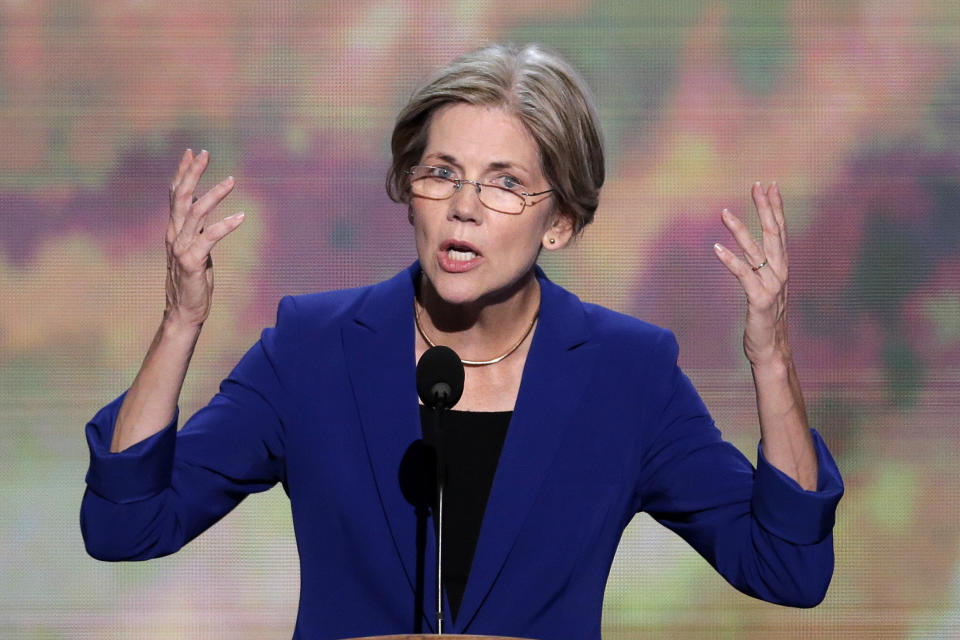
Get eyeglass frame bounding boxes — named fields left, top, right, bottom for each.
left=405, top=165, right=555, bottom=215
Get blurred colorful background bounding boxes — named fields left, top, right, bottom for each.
left=1, top=1, right=959, bottom=638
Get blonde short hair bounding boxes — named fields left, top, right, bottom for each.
left=386, top=43, right=604, bottom=234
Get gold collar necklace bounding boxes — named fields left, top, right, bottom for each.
left=414, top=300, right=538, bottom=367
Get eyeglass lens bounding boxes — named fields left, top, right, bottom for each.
left=409, top=167, right=525, bottom=214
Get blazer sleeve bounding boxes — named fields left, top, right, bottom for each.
left=636, top=330, right=843, bottom=607
left=80, top=296, right=298, bottom=562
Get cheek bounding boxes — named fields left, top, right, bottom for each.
left=524, top=213, right=554, bottom=247
left=411, top=205, right=437, bottom=258
left=498, top=220, right=549, bottom=264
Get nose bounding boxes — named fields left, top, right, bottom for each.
left=447, top=180, right=483, bottom=224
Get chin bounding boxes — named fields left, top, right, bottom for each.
left=429, top=270, right=537, bottom=311
left=427, top=273, right=487, bottom=307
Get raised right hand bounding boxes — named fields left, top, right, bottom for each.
left=165, top=149, right=244, bottom=328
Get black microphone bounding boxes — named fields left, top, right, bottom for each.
left=415, top=345, right=463, bottom=634
left=416, top=345, right=464, bottom=410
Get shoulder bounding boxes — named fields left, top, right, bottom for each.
left=285, top=285, right=373, bottom=324
left=581, top=301, right=679, bottom=368
left=580, top=301, right=670, bottom=343
left=276, top=264, right=416, bottom=333
left=540, top=272, right=678, bottom=365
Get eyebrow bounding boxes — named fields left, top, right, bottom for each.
left=424, top=152, right=530, bottom=177
left=424, top=153, right=462, bottom=171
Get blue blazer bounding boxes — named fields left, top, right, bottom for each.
left=82, top=262, right=843, bottom=640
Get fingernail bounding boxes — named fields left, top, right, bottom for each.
left=713, top=243, right=723, bottom=253
left=230, top=212, right=244, bottom=220
left=754, top=181, right=762, bottom=187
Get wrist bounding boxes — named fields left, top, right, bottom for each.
left=749, top=349, right=793, bottom=374
left=160, top=311, right=204, bottom=340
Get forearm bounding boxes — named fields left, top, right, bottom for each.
left=751, top=354, right=818, bottom=490
left=110, top=315, right=201, bottom=453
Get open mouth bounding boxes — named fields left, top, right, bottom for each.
left=447, top=248, right=476, bottom=261
left=441, top=240, right=481, bottom=262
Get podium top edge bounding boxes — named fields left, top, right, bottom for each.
left=340, top=635, right=536, bottom=639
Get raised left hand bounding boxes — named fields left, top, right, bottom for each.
left=713, top=182, right=791, bottom=368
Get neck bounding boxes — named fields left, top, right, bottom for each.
left=416, top=270, right=541, bottom=362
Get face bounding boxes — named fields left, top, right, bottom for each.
left=410, top=102, right=572, bottom=308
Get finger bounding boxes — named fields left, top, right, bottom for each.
left=768, top=181, right=788, bottom=247
left=194, top=212, right=245, bottom=254
left=713, top=242, right=766, bottom=298
left=751, top=181, right=779, bottom=231
left=720, top=208, right=766, bottom=269
left=751, top=182, right=784, bottom=268
left=172, top=149, right=194, bottom=190
left=182, top=175, right=236, bottom=238
left=171, top=149, right=210, bottom=232
left=169, top=149, right=195, bottom=209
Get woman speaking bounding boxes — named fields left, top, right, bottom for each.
left=81, top=43, right=843, bottom=639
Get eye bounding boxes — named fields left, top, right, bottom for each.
left=428, top=165, right=455, bottom=180
left=491, top=174, right=523, bottom=191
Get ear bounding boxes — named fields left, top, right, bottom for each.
left=541, top=211, right=575, bottom=251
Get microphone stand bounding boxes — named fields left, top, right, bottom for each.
left=416, top=345, right=463, bottom=636
left=433, top=406, right=446, bottom=634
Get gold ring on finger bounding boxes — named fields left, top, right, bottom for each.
left=751, top=259, right=768, bottom=272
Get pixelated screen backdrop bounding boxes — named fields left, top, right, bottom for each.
left=2, top=1, right=959, bottom=638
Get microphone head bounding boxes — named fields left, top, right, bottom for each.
left=416, top=345, right=464, bottom=410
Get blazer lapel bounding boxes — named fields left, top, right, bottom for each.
left=341, top=264, right=438, bottom=631
left=456, top=268, right=596, bottom=631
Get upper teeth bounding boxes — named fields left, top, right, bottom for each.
left=448, top=249, right=476, bottom=261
